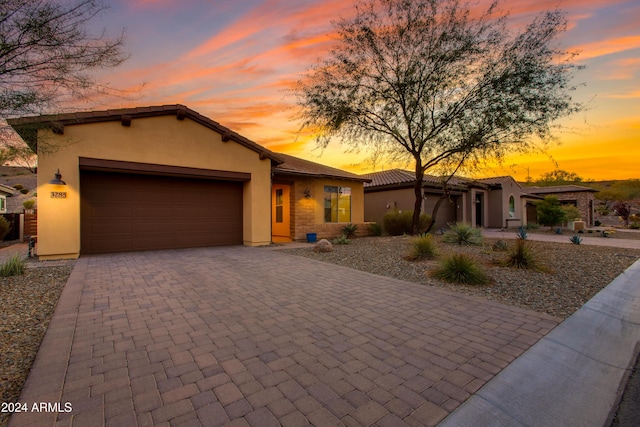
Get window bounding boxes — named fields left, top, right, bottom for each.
left=275, top=189, right=283, bottom=223
left=324, top=186, right=351, bottom=222
left=508, top=195, right=515, bottom=218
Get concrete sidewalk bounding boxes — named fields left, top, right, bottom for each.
left=440, top=259, right=640, bottom=426
left=483, top=228, right=640, bottom=250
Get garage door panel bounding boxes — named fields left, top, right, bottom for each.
left=81, top=170, right=243, bottom=254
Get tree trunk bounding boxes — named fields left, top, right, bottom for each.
left=412, top=163, right=425, bottom=234
left=424, top=194, right=448, bottom=234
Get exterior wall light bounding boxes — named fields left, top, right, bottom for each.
left=49, top=169, right=66, bottom=185
left=304, top=189, right=312, bottom=198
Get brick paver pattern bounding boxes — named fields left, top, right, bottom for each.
left=10, top=246, right=558, bottom=427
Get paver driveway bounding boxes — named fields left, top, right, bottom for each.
left=10, top=246, right=558, bottom=427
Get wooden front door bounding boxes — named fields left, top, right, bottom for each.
left=272, top=184, right=291, bottom=241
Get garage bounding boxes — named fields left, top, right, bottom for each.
left=80, top=169, right=244, bottom=254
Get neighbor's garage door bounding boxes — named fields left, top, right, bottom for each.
left=80, top=170, right=243, bottom=254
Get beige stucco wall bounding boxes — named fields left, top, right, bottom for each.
left=364, top=187, right=460, bottom=231
left=36, top=115, right=272, bottom=259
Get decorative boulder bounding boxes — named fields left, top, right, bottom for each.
left=313, top=239, right=333, bottom=253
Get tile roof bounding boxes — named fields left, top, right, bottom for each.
left=362, top=169, right=471, bottom=189
left=7, top=105, right=283, bottom=163
left=473, top=176, right=522, bottom=188
left=273, top=153, right=371, bottom=182
left=521, top=185, right=598, bottom=194
left=361, top=169, right=415, bottom=187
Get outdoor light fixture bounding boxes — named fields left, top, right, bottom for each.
left=49, top=169, right=66, bottom=185
left=304, top=188, right=312, bottom=198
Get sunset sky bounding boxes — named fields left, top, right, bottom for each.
left=89, top=0, right=639, bottom=181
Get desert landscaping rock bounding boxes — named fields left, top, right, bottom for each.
left=313, top=238, right=333, bottom=252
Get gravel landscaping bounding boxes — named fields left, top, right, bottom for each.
left=281, top=235, right=640, bottom=320
left=0, top=262, right=74, bottom=427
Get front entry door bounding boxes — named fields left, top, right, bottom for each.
left=272, top=184, right=291, bottom=242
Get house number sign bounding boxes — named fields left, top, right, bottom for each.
left=50, top=191, right=67, bottom=198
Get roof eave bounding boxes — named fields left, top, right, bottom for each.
left=6, top=105, right=283, bottom=163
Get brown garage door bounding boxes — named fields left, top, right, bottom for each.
left=80, top=170, right=243, bottom=254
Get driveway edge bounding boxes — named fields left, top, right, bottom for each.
left=8, top=258, right=88, bottom=427
left=439, top=259, right=640, bottom=427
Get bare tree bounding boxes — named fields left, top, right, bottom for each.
left=295, top=0, right=584, bottom=233
left=0, top=0, right=129, bottom=171
left=0, top=0, right=128, bottom=117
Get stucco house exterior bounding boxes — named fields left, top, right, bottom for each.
left=363, top=170, right=544, bottom=230
left=7, top=105, right=368, bottom=259
left=272, top=154, right=370, bottom=242
left=0, top=183, right=16, bottom=214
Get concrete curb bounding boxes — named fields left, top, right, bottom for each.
left=439, top=259, right=640, bottom=427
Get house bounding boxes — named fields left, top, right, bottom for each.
left=363, top=170, right=541, bottom=230
left=362, top=169, right=468, bottom=230
left=272, top=153, right=370, bottom=242
left=521, top=185, right=598, bottom=226
left=0, top=183, right=16, bottom=214
left=7, top=105, right=369, bottom=259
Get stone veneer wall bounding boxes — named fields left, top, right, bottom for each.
left=551, top=191, right=595, bottom=226
left=291, top=178, right=372, bottom=241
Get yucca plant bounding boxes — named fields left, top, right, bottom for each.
left=491, top=240, right=509, bottom=252
left=342, top=223, right=358, bottom=239
left=516, top=226, right=528, bottom=240
left=442, top=223, right=483, bottom=246
left=431, top=253, right=489, bottom=285
left=501, top=238, right=540, bottom=270
left=0, top=254, right=26, bottom=277
left=332, top=234, right=351, bottom=245
left=406, top=234, right=438, bottom=261
left=569, top=235, right=582, bottom=245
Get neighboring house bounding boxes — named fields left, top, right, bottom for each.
left=521, top=185, right=598, bottom=226
left=0, top=183, right=16, bottom=213
left=362, top=169, right=468, bottom=230
left=363, top=170, right=546, bottom=230
left=7, top=105, right=370, bottom=259
left=272, top=154, right=371, bottom=242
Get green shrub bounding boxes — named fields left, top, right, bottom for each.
left=431, top=254, right=489, bottom=285
left=0, top=254, right=26, bottom=277
left=22, top=199, right=35, bottom=210
left=332, top=234, right=351, bottom=245
left=501, top=238, right=540, bottom=270
left=406, top=234, right=437, bottom=261
left=342, top=223, right=358, bottom=239
left=382, top=210, right=431, bottom=235
left=19, top=189, right=29, bottom=194
left=367, top=222, right=383, bottom=236
left=526, top=223, right=540, bottom=230
left=594, top=220, right=602, bottom=226
left=535, top=196, right=566, bottom=229
left=12, top=184, right=24, bottom=190
left=442, top=223, right=483, bottom=245
left=562, top=204, right=581, bottom=221
left=0, top=216, right=10, bottom=240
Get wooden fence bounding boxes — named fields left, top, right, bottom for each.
left=24, top=212, right=37, bottom=240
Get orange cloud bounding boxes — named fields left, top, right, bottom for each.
left=572, top=36, right=640, bottom=61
